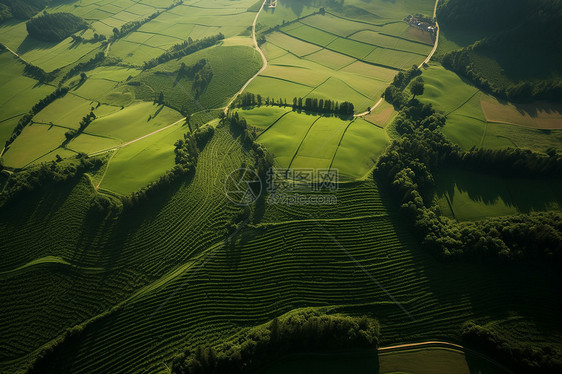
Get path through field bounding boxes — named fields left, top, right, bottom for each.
left=87, top=117, right=186, bottom=157
left=223, top=0, right=269, bottom=114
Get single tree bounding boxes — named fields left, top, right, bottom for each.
left=410, top=77, right=424, bottom=99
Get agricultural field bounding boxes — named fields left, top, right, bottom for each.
left=1, top=0, right=562, bottom=373
left=237, top=107, right=389, bottom=180
left=418, top=64, right=562, bottom=151
left=247, top=0, right=436, bottom=113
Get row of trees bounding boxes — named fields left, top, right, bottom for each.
left=64, top=110, right=96, bottom=142
left=224, top=112, right=273, bottom=176
left=23, top=62, right=56, bottom=83
left=4, top=86, right=69, bottom=149
left=62, top=51, right=107, bottom=82
left=171, top=311, right=379, bottom=374
left=383, top=65, right=422, bottom=109
left=26, top=12, right=87, bottom=42
left=234, top=92, right=355, bottom=116
left=461, top=321, right=562, bottom=373
left=142, top=33, right=224, bottom=70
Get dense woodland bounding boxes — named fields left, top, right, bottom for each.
left=171, top=311, right=379, bottom=374
left=438, top=0, right=562, bottom=102
left=0, top=0, right=48, bottom=21
left=0, top=154, right=103, bottom=207
left=26, top=12, right=87, bottom=42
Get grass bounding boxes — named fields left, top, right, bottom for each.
left=436, top=168, right=562, bottom=221
left=33, top=95, right=97, bottom=130
left=331, top=119, right=389, bottom=180
left=1, top=123, right=68, bottom=168
left=99, top=122, right=188, bottom=194
left=131, top=45, right=262, bottom=112
left=0, top=53, right=54, bottom=123
left=237, top=108, right=389, bottom=180
left=85, top=101, right=183, bottom=144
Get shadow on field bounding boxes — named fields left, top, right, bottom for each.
left=259, top=349, right=380, bottom=374
left=435, top=167, right=562, bottom=213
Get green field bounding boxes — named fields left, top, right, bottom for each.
left=418, top=64, right=562, bottom=151
left=237, top=108, right=389, bottom=180
left=436, top=168, right=562, bottom=221
left=99, top=121, right=190, bottom=194
left=249, top=0, right=436, bottom=113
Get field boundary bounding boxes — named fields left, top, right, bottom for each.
left=287, top=116, right=323, bottom=169
left=224, top=0, right=269, bottom=114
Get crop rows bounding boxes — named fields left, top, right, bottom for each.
left=0, top=127, right=254, bottom=372
left=33, top=198, right=562, bottom=374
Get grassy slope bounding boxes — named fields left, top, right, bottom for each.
left=0, top=127, right=252, bottom=373
left=98, top=121, right=190, bottom=194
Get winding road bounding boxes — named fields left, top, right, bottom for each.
left=354, top=0, right=441, bottom=118
left=223, top=0, right=269, bottom=115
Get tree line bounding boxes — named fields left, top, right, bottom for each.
left=142, top=33, right=224, bottom=70
left=26, top=12, right=87, bottom=42
left=234, top=92, right=355, bottom=117
left=4, top=86, right=69, bottom=150
left=171, top=311, right=379, bottom=374
left=383, top=65, right=422, bottom=109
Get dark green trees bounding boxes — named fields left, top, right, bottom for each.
left=26, top=13, right=87, bottom=42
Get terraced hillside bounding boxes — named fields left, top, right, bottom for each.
left=2, top=126, right=562, bottom=373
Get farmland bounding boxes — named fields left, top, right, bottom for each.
left=418, top=64, right=562, bottom=151
left=236, top=107, right=389, bottom=180
left=247, top=0, right=436, bottom=112
left=1, top=0, right=562, bottom=373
